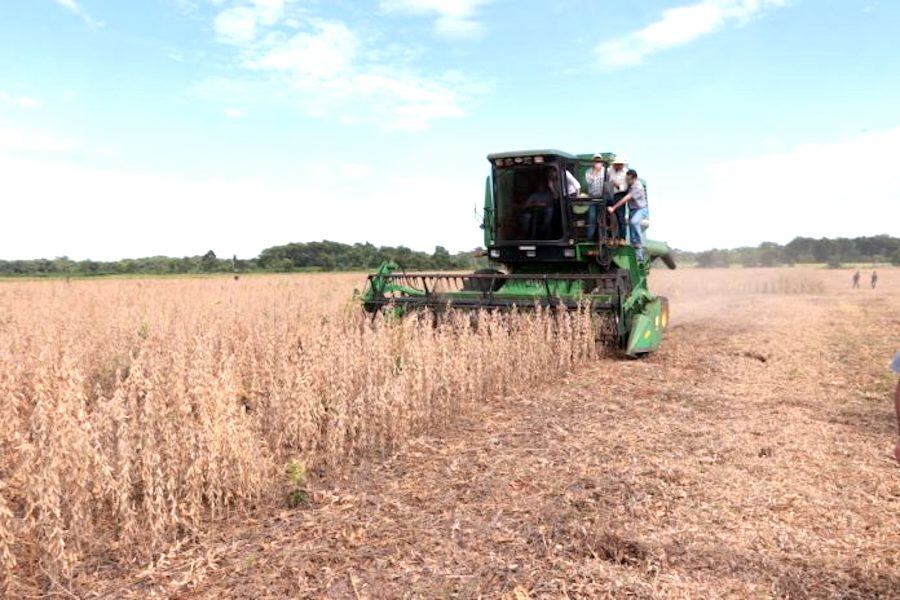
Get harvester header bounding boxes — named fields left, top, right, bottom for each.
left=362, top=149, right=676, bottom=357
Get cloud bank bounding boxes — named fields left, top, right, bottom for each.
left=596, top=0, right=789, bottom=68
left=206, top=0, right=474, bottom=130
left=379, top=0, right=494, bottom=38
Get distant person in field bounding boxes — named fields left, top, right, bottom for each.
left=607, top=157, right=629, bottom=242
left=871, top=270, right=878, bottom=289
left=584, top=154, right=607, bottom=240
left=852, top=270, right=860, bottom=289
left=608, top=169, right=648, bottom=259
left=892, top=353, right=900, bottom=463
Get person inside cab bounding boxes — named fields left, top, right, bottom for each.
left=519, top=169, right=557, bottom=239
left=563, top=167, right=581, bottom=198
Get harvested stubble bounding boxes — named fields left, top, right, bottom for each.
left=651, top=267, right=828, bottom=298
left=0, top=275, right=596, bottom=593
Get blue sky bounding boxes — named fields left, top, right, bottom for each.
left=1, top=0, right=898, bottom=260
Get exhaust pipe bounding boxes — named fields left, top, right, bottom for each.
left=644, top=240, right=677, bottom=270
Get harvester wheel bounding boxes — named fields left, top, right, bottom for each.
left=462, top=269, right=505, bottom=293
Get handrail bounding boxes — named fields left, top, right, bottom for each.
left=368, top=272, right=622, bottom=281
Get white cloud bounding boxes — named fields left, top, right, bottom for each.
left=340, top=163, right=373, bottom=179
left=214, top=0, right=286, bottom=43
left=0, top=126, right=75, bottom=154
left=596, top=0, right=789, bottom=68
left=224, top=107, right=245, bottom=118
left=0, top=92, right=41, bottom=109
left=654, top=127, right=900, bottom=250
left=206, top=3, right=471, bottom=130
left=53, top=0, right=103, bottom=28
left=380, top=0, right=492, bottom=38
left=250, top=20, right=359, bottom=79
left=214, top=6, right=260, bottom=43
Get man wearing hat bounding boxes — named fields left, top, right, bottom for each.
left=584, top=154, right=607, bottom=240
left=608, top=157, right=628, bottom=195
left=892, top=352, right=900, bottom=462
left=585, top=153, right=607, bottom=196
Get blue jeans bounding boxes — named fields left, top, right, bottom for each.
left=586, top=204, right=598, bottom=240
left=629, top=206, right=649, bottom=254
left=611, top=192, right=627, bottom=239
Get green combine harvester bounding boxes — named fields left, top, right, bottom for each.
left=362, top=150, right=676, bottom=356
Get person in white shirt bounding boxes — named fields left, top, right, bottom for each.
left=608, top=157, right=628, bottom=194
left=545, top=167, right=579, bottom=197
left=606, top=157, right=628, bottom=242
left=564, top=169, right=581, bottom=197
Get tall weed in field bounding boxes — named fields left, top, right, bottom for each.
left=0, top=277, right=596, bottom=593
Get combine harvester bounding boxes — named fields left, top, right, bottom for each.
left=362, top=150, right=676, bottom=356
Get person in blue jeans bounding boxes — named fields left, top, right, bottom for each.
left=607, top=169, right=648, bottom=259
left=584, top=154, right=606, bottom=240
left=607, top=158, right=629, bottom=242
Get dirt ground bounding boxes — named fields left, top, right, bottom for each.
left=86, top=268, right=900, bottom=599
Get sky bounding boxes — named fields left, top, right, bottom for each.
left=0, top=0, right=898, bottom=260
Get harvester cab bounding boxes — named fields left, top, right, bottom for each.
left=362, top=150, right=677, bottom=357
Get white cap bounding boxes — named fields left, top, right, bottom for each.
left=612, top=157, right=627, bottom=164
left=592, top=153, right=603, bottom=160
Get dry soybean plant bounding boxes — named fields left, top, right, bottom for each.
left=0, top=275, right=596, bottom=593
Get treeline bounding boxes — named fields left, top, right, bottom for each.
left=258, top=241, right=476, bottom=271
left=678, top=236, right=900, bottom=268
left=2, top=236, right=897, bottom=277
left=0, top=242, right=479, bottom=277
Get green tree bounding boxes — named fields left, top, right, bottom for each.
left=201, top=250, right=218, bottom=272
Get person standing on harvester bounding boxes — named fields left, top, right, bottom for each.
left=607, top=157, right=629, bottom=243
left=584, top=154, right=607, bottom=240
left=608, top=169, right=648, bottom=260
